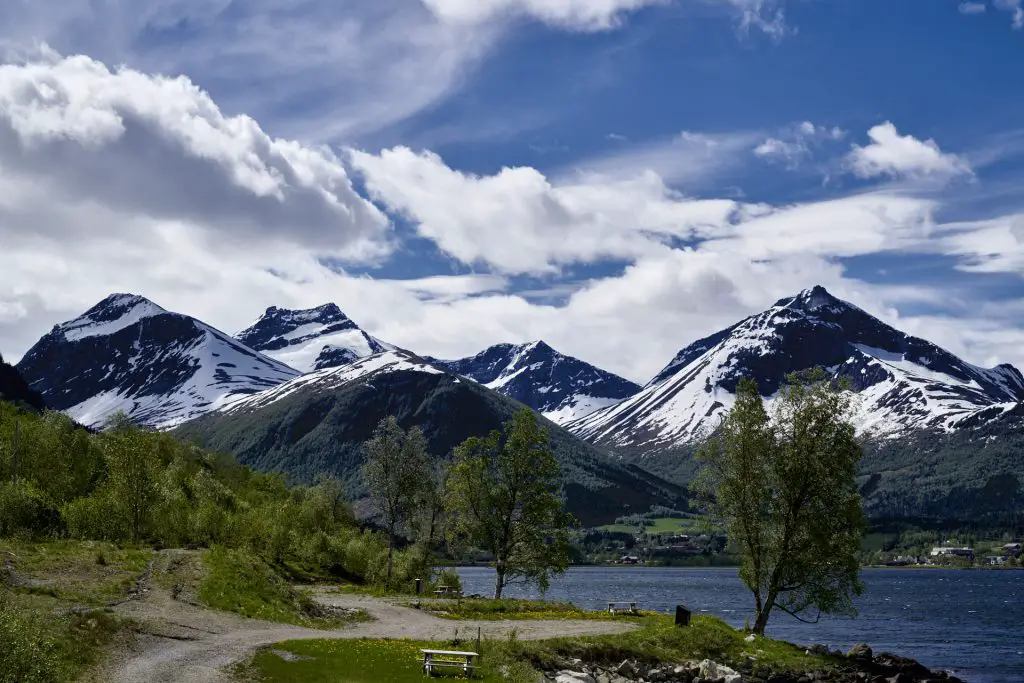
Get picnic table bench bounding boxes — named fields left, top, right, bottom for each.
left=421, top=649, right=479, bottom=678
left=433, top=585, right=463, bottom=598
left=607, top=600, right=638, bottom=614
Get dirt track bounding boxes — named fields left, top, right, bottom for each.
left=102, top=583, right=637, bottom=682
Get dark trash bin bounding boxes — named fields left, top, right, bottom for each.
left=675, top=604, right=691, bottom=627
left=415, top=578, right=423, bottom=595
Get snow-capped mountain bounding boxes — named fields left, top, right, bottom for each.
left=235, top=304, right=395, bottom=373
left=568, top=286, right=1024, bottom=454
left=16, top=294, right=300, bottom=429
left=427, top=341, right=641, bottom=424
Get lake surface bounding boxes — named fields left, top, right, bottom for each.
left=455, top=566, right=1024, bottom=683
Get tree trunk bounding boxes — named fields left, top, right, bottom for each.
left=494, top=561, right=505, bottom=600
left=753, top=593, right=775, bottom=635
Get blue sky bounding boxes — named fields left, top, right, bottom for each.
left=0, top=0, right=1021, bottom=383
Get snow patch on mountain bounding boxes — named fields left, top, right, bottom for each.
left=219, top=349, right=442, bottom=415
left=568, top=286, right=1024, bottom=454
left=235, top=304, right=394, bottom=373
left=17, top=294, right=299, bottom=429
left=428, top=341, right=640, bottom=424
left=58, top=294, right=166, bottom=342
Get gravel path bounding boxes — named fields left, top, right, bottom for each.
left=102, top=586, right=637, bottom=683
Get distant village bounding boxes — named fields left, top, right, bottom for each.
left=882, top=541, right=1022, bottom=568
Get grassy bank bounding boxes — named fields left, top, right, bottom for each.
left=191, top=547, right=368, bottom=628
left=238, top=616, right=836, bottom=683
left=0, top=540, right=145, bottom=682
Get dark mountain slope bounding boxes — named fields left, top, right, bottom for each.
left=0, top=353, right=45, bottom=412
left=175, top=350, right=683, bottom=526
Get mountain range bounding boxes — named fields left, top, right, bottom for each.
left=10, top=286, right=1024, bottom=522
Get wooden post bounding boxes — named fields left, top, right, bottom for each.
left=11, top=421, right=19, bottom=485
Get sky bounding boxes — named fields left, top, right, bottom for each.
left=0, top=0, right=1022, bottom=384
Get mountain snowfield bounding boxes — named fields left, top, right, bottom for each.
left=218, top=349, right=443, bottom=416
left=235, top=304, right=396, bottom=373
left=15, top=294, right=300, bottom=429
left=427, top=341, right=641, bottom=424
left=567, top=286, right=1024, bottom=454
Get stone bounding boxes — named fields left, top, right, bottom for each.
left=616, top=661, right=638, bottom=678
left=744, top=634, right=757, bottom=643
left=887, top=675, right=912, bottom=683
left=848, top=644, right=874, bottom=662
left=556, top=672, right=596, bottom=683
left=698, top=660, right=741, bottom=682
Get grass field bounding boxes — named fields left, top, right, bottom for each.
left=597, top=516, right=719, bottom=535
left=240, top=615, right=837, bottom=683
left=239, top=639, right=502, bottom=682
left=0, top=540, right=145, bottom=682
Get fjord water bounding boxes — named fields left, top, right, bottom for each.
left=455, top=567, right=1024, bottom=683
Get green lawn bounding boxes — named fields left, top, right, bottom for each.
left=240, top=616, right=838, bottom=683
left=241, top=639, right=501, bottom=682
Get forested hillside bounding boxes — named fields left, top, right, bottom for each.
left=0, top=402, right=425, bottom=586
left=176, top=365, right=684, bottom=527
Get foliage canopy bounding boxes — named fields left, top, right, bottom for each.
left=694, top=370, right=866, bottom=634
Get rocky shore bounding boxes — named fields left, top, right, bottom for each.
left=542, top=642, right=963, bottom=683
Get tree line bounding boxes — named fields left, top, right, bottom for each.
left=0, top=400, right=576, bottom=597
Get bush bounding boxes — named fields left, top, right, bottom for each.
left=0, top=483, right=60, bottom=538
left=63, top=491, right=127, bottom=542
left=0, top=595, right=62, bottom=683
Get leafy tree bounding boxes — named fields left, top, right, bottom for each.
left=445, top=409, right=574, bottom=599
left=362, top=417, right=432, bottom=585
left=101, top=413, right=159, bottom=543
left=694, top=370, right=866, bottom=634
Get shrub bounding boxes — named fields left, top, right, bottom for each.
left=0, top=483, right=60, bottom=538
left=0, top=595, right=62, bottom=683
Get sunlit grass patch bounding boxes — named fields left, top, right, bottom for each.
left=239, top=638, right=502, bottom=682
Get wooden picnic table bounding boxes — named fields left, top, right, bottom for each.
left=607, top=600, right=637, bottom=614
left=433, top=585, right=462, bottom=598
left=421, top=649, right=479, bottom=678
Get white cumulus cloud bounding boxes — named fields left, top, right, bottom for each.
left=846, top=122, right=973, bottom=181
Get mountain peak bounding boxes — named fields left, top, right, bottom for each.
left=430, top=340, right=640, bottom=424
left=773, top=285, right=845, bottom=312
left=57, top=294, right=167, bottom=341
left=236, top=304, right=392, bottom=373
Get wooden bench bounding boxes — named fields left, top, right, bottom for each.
left=421, top=649, right=479, bottom=678
left=433, top=585, right=463, bottom=598
left=607, top=600, right=638, bottom=614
